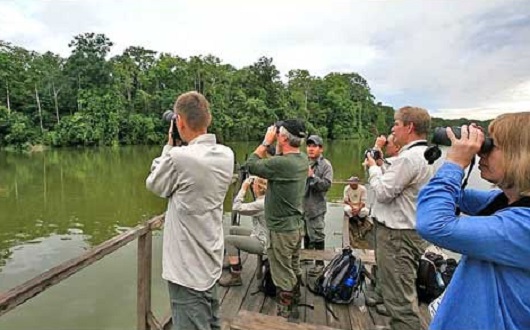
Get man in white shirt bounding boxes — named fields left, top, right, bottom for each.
left=343, top=176, right=369, bottom=220
left=365, top=106, right=432, bottom=330
left=146, top=91, right=234, bottom=330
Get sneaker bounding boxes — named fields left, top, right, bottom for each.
left=218, top=272, right=242, bottom=287
left=375, top=304, right=391, bottom=317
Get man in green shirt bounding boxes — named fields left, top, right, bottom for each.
left=246, top=119, right=308, bottom=319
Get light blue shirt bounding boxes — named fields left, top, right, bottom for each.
left=417, top=162, right=530, bottom=330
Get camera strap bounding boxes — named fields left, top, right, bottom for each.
left=455, top=156, right=476, bottom=215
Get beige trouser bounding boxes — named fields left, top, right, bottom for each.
left=268, top=228, right=303, bottom=291
left=376, top=222, right=429, bottom=330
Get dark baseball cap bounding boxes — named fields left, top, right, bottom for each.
left=276, top=119, right=307, bottom=138
left=307, top=135, right=324, bottom=146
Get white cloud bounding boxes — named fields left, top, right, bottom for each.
left=1, top=0, right=529, bottom=120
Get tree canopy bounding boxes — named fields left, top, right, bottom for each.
left=0, top=33, right=488, bottom=150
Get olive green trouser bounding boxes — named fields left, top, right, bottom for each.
left=268, top=228, right=303, bottom=291
left=376, top=222, right=429, bottom=330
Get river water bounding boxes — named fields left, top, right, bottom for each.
left=0, top=141, right=492, bottom=329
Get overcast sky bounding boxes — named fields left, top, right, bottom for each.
left=1, top=0, right=529, bottom=120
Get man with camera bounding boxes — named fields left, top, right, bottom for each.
left=303, top=135, right=333, bottom=275
left=364, top=106, right=432, bottom=330
left=246, top=119, right=307, bottom=319
left=146, top=91, right=234, bottom=330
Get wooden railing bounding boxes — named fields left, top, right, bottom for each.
left=0, top=214, right=172, bottom=330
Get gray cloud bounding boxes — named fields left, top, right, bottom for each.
left=1, top=0, right=529, bottom=119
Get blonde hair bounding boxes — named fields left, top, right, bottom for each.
left=489, top=112, right=530, bottom=196
left=253, top=177, right=268, bottom=196
left=395, top=106, right=431, bottom=136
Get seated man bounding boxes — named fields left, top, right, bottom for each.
left=343, top=176, right=369, bottom=222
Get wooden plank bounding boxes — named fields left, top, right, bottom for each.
left=229, top=310, right=342, bottom=330
left=137, top=231, right=153, bottom=330
left=348, top=304, right=375, bottom=330
left=0, top=214, right=165, bottom=317
left=300, top=249, right=337, bottom=261
left=300, top=249, right=375, bottom=265
left=260, top=296, right=277, bottom=316
left=343, top=214, right=350, bottom=247
left=296, top=265, right=308, bottom=323
left=220, top=254, right=258, bottom=319
left=325, top=302, right=351, bottom=329
left=239, top=259, right=266, bottom=314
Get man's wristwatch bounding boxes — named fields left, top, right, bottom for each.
left=261, top=141, right=270, bottom=147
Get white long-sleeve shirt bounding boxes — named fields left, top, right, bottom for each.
left=368, top=140, right=433, bottom=229
left=146, top=134, right=234, bottom=291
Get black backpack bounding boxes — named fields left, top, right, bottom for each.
left=309, top=247, right=364, bottom=304
left=253, top=259, right=276, bottom=297
left=416, top=251, right=458, bottom=303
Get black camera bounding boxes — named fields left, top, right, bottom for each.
left=162, top=110, right=182, bottom=145
left=364, top=148, right=382, bottom=161
left=432, top=126, right=494, bottom=154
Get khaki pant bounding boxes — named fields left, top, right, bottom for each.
left=268, top=229, right=302, bottom=291
left=225, top=226, right=265, bottom=256
left=376, top=222, right=428, bottom=330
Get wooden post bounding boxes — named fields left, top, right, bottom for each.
left=137, top=231, right=153, bottom=330
left=342, top=214, right=350, bottom=247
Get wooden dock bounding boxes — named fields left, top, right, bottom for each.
left=218, top=249, right=431, bottom=330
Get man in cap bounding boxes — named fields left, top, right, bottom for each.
left=303, top=135, right=333, bottom=275
left=343, top=176, right=369, bottom=221
left=246, top=119, right=308, bottom=319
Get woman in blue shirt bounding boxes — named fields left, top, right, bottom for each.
left=417, top=112, right=530, bottom=330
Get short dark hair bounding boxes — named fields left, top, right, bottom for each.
left=174, top=91, right=211, bottom=131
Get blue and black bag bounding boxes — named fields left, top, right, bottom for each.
left=308, top=247, right=364, bottom=304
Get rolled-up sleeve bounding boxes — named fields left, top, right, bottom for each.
left=368, top=156, right=415, bottom=203
left=146, top=145, right=178, bottom=198
left=232, top=192, right=264, bottom=216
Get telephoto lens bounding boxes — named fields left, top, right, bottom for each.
left=162, top=110, right=175, bottom=122
left=161, top=110, right=182, bottom=145
left=432, top=126, right=494, bottom=154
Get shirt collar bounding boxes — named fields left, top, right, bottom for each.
left=399, top=139, right=428, bottom=153
left=188, top=133, right=217, bottom=145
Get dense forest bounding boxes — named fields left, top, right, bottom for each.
left=0, top=33, right=489, bottom=150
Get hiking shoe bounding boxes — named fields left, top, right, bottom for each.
left=376, top=304, right=390, bottom=317
left=308, top=264, right=324, bottom=276
left=218, top=272, right=242, bottom=287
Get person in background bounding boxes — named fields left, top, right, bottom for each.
left=303, top=135, right=333, bottom=275
left=219, top=176, right=268, bottom=287
left=343, top=176, right=369, bottom=221
left=146, top=91, right=234, bottom=330
left=364, top=106, right=432, bottom=330
left=246, top=119, right=307, bottom=319
left=365, top=132, right=402, bottom=310
left=417, top=114, right=530, bottom=330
